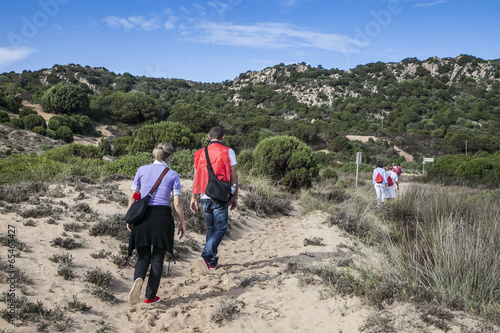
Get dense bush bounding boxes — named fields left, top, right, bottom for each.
left=130, top=121, right=194, bottom=153
left=48, top=114, right=72, bottom=131
left=235, top=149, right=254, bottom=173
left=425, top=153, right=500, bottom=186
left=321, top=167, right=338, bottom=181
left=96, top=90, right=165, bottom=124
left=32, top=126, right=46, bottom=135
left=19, top=107, right=37, bottom=118
left=102, top=152, right=153, bottom=178
left=0, top=110, right=9, bottom=123
left=41, top=82, right=90, bottom=114
left=43, top=143, right=103, bottom=162
left=48, top=114, right=95, bottom=134
left=56, top=125, right=74, bottom=143
left=168, top=103, right=217, bottom=133
left=112, top=136, right=132, bottom=156
left=253, top=135, right=318, bottom=192
left=170, top=149, right=195, bottom=178
left=22, top=114, right=46, bottom=130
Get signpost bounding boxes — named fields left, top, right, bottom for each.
left=355, top=152, right=362, bottom=188
left=422, top=157, right=435, bottom=174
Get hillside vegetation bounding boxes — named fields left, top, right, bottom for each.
left=0, top=55, right=499, bottom=186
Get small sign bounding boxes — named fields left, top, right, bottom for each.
left=356, top=152, right=362, bottom=165
left=423, top=157, right=434, bottom=163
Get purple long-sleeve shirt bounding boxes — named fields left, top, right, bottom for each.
left=131, top=160, right=182, bottom=206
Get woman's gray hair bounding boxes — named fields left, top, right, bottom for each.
left=152, top=142, right=174, bottom=162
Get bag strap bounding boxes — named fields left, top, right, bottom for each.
left=148, top=167, right=169, bottom=196
left=204, top=146, right=217, bottom=178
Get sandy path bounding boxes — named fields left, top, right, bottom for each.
left=346, top=135, right=414, bottom=161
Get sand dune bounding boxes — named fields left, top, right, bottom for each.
left=0, top=179, right=496, bottom=332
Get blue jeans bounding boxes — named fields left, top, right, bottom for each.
left=201, top=199, right=228, bottom=267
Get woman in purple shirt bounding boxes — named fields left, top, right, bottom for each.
left=127, top=142, right=186, bottom=305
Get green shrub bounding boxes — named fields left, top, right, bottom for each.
left=425, top=153, right=500, bottom=186
left=101, top=152, right=152, bottom=178
left=98, top=138, right=112, bottom=155
left=0, top=110, right=10, bottom=123
left=170, top=149, right=195, bottom=178
left=22, top=113, right=46, bottom=130
left=70, top=114, right=94, bottom=134
left=112, top=136, right=132, bottom=156
left=236, top=149, right=254, bottom=173
left=56, top=125, right=73, bottom=143
left=10, top=117, right=23, bottom=128
left=322, top=167, right=338, bottom=180
left=19, top=107, right=37, bottom=118
left=329, top=135, right=351, bottom=152
left=43, top=143, right=103, bottom=162
left=41, top=82, right=90, bottom=114
left=130, top=121, right=194, bottom=153
left=253, top=135, right=318, bottom=192
left=48, top=114, right=72, bottom=131
left=31, top=126, right=46, bottom=136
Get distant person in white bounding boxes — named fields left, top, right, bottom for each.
left=385, top=165, right=397, bottom=199
left=372, top=161, right=387, bottom=204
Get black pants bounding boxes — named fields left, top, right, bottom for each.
left=134, top=246, right=167, bottom=300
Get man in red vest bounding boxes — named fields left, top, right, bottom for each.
left=190, top=126, right=238, bottom=274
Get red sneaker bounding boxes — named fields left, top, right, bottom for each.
left=144, top=296, right=161, bottom=304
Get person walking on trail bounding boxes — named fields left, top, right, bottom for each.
left=385, top=165, right=397, bottom=200
left=127, top=142, right=186, bottom=306
left=372, top=161, right=387, bottom=204
left=190, top=126, right=238, bottom=275
left=395, top=163, right=403, bottom=190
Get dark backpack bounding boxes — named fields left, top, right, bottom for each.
left=204, top=146, right=232, bottom=204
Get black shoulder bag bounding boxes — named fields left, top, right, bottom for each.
left=125, top=167, right=169, bottom=224
left=204, top=146, right=232, bottom=204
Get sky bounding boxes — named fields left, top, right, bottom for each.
left=0, top=0, right=499, bottom=83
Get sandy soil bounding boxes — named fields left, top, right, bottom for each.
left=346, top=135, right=414, bottom=162
left=0, top=178, right=496, bottom=333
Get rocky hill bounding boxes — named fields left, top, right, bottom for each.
left=1, top=54, right=499, bottom=161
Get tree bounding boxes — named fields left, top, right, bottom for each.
left=329, top=135, right=351, bottom=152
left=100, top=91, right=164, bottom=124
left=48, top=114, right=72, bottom=131
left=168, top=103, right=216, bottom=134
left=56, top=126, right=74, bottom=143
left=23, top=114, right=46, bottom=130
left=19, top=107, right=37, bottom=118
left=0, top=110, right=9, bottom=123
left=130, top=121, right=194, bottom=153
left=41, top=82, right=90, bottom=114
left=253, top=135, right=318, bottom=192
left=98, top=138, right=113, bottom=155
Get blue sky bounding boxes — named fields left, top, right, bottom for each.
left=0, top=0, right=499, bottom=83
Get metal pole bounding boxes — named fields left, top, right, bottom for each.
left=356, top=164, right=359, bottom=188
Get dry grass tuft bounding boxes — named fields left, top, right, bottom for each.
left=210, top=297, right=245, bottom=326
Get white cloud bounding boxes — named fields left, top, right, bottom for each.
left=103, top=15, right=161, bottom=31
left=414, top=0, right=446, bottom=7
left=0, top=46, right=36, bottom=67
left=190, top=22, right=367, bottom=53
left=52, top=25, right=63, bottom=31
left=164, top=16, right=178, bottom=30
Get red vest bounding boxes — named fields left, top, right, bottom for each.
left=193, top=142, right=231, bottom=194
